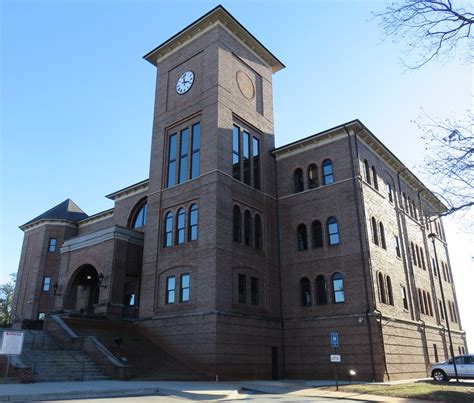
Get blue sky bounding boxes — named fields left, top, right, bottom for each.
left=1, top=0, right=472, bottom=346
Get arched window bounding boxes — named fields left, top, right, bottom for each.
left=131, top=201, right=147, bottom=229
left=372, top=166, right=378, bottom=190
left=315, top=275, right=328, bottom=305
left=327, top=217, right=340, bottom=245
left=307, top=164, right=319, bottom=189
left=255, top=214, right=262, bottom=250
left=311, top=220, right=323, bottom=248
left=364, top=159, right=371, bottom=184
left=371, top=217, right=379, bottom=245
left=379, top=222, right=386, bottom=249
left=244, top=210, right=252, bottom=246
left=332, top=273, right=345, bottom=303
left=378, top=272, right=386, bottom=304
left=176, top=208, right=185, bottom=244
left=164, top=212, right=173, bottom=247
left=322, top=159, right=334, bottom=185
left=294, top=168, right=304, bottom=193
left=188, top=204, right=198, bottom=241
left=386, top=276, right=393, bottom=305
left=300, top=277, right=312, bottom=307
left=233, top=206, right=242, bottom=243
left=297, top=224, right=308, bottom=251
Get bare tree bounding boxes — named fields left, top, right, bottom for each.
left=417, top=114, right=473, bottom=216
left=375, top=0, right=473, bottom=68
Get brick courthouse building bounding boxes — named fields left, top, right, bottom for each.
left=12, top=5, right=467, bottom=381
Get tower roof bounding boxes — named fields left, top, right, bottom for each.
left=143, top=5, right=285, bottom=73
left=21, top=199, right=88, bottom=229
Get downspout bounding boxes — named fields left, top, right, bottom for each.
left=373, top=308, right=391, bottom=381
left=274, top=153, right=287, bottom=379
left=344, top=126, right=376, bottom=382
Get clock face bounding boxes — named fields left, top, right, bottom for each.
left=176, top=70, right=195, bottom=95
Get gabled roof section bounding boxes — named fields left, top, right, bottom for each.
left=106, top=179, right=149, bottom=201
left=21, top=199, right=88, bottom=228
left=143, top=5, right=285, bottom=73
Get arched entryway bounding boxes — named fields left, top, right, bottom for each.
left=64, top=264, right=101, bottom=314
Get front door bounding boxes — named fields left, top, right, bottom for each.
left=271, top=347, right=279, bottom=380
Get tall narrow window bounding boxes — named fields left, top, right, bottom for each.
left=232, top=125, right=241, bottom=180
left=322, top=159, right=334, bottom=185
left=300, top=277, right=312, bottom=306
left=252, top=136, right=260, bottom=190
left=297, top=224, right=308, bottom=251
left=250, top=277, right=259, bottom=306
left=311, top=220, right=323, bottom=248
left=378, top=272, right=386, bottom=303
left=401, top=286, right=408, bottom=310
left=433, top=344, right=439, bottom=363
left=166, top=276, right=176, bottom=304
left=416, top=245, right=421, bottom=268
left=164, top=212, right=173, bottom=247
left=386, top=276, right=393, bottom=305
left=190, top=123, right=200, bottom=179
left=387, top=182, right=393, bottom=203
left=132, top=202, right=147, bottom=228
left=180, top=273, right=190, bottom=302
left=294, top=168, right=304, bottom=193
left=364, top=159, right=371, bottom=184
left=315, top=275, right=328, bottom=305
left=244, top=210, right=252, bottom=246
left=371, top=217, right=379, bottom=245
left=176, top=208, right=185, bottom=244
left=427, top=292, right=433, bottom=316
left=48, top=238, right=57, bottom=252
left=419, top=247, right=426, bottom=270
left=327, top=217, right=340, bottom=245
left=332, top=273, right=345, bottom=303
left=243, top=131, right=251, bottom=185
left=254, top=214, right=262, bottom=250
left=418, top=289, right=425, bottom=314
left=233, top=206, right=242, bottom=243
left=42, top=276, right=51, bottom=291
left=395, top=235, right=401, bottom=257
left=307, top=164, right=319, bottom=189
left=439, top=300, right=444, bottom=320
left=411, top=242, right=417, bottom=266
left=238, top=274, right=246, bottom=303
left=188, top=204, right=198, bottom=241
left=167, top=133, right=177, bottom=188
left=423, top=291, right=429, bottom=316
left=372, top=166, right=378, bottom=190
left=178, top=129, right=188, bottom=184
left=379, top=222, right=386, bottom=249
left=432, top=258, right=438, bottom=277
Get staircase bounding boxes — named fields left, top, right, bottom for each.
left=21, top=330, right=108, bottom=382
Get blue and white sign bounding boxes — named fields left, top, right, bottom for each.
left=330, top=332, right=339, bottom=348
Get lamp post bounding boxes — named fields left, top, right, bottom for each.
left=428, top=232, right=459, bottom=383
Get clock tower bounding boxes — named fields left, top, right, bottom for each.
left=141, top=5, right=285, bottom=379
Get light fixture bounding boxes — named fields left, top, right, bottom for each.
left=86, top=275, right=92, bottom=280
left=97, top=272, right=107, bottom=288
left=53, top=282, right=62, bottom=296
left=349, top=369, right=356, bottom=384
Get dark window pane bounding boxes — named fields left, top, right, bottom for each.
left=178, top=129, right=188, bottom=184
left=232, top=125, right=240, bottom=180
left=297, top=224, right=308, bottom=251
left=164, top=212, right=173, bottom=247
left=176, top=208, right=185, bottom=244
left=294, top=169, right=304, bottom=193
left=253, top=136, right=260, bottom=190
left=300, top=277, right=312, bottom=306
left=323, top=159, right=334, bottom=185
left=167, top=133, right=177, bottom=187
left=315, top=275, right=328, bottom=305
left=308, top=164, right=319, bottom=189
left=244, top=210, right=251, bottom=246
left=364, top=159, right=371, bottom=184
left=251, top=277, right=258, bottom=306
left=243, top=131, right=251, bottom=185
left=312, top=220, right=323, bottom=248
left=188, top=204, right=198, bottom=241
left=255, top=214, right=262, bottom=250
left=238, top=274, right=246, bottom=303
left=233, top=206, right=242, bottom=243
left=190, top=123, right=200, bottom=179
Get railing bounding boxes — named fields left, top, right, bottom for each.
left=9, top=312, right=87, bottom=382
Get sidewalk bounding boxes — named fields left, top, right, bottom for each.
left=0, top=379, right=434, bottom=401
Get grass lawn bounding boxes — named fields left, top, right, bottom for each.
left=329, top=381, right=474, bottom=402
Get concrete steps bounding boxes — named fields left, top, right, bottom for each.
left=20, top=330, right=108, bottom=382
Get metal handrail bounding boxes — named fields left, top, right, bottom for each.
left=8, top=312, right=87, bottom=382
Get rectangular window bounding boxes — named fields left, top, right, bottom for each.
left=167, top=133, right=177, bottom=188
left=190, top=123, right=200, bottom=179
left=252, top=136, right=260, bottom=190
left=48, top=238, right=57, bottom=252
left=42, top=276, right=51, bottom=292
left=178, top=128, right=188, bottom=184
left=166, top=276, right=176, bottom=304
left=180, top=273, right=190, bottom=302
left=439, top=300, right=444, bottom=320
left=434, top=344, right=439, bottom=363
left=250, top=276, right=259, bottom=306
left=401, top=286, right=408, bottom=310
left=232, top=125, right=240, bottom=180
left=243, top=131, right=251, bottom=185
left=238, top=274, right=246, bottom=304
left=394, top=235, right=401, bottom=257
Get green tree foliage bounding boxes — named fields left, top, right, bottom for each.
left=0, top=274, right=16, bottom=326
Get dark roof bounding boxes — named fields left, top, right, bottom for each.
left=22, top=199, right=88, bottom=227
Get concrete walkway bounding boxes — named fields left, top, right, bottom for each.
left=0, top=379, right=433, bottom=401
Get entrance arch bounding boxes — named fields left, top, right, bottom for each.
left=64, top=264, right=101, bottom=314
